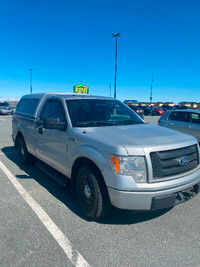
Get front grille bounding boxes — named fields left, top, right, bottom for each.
left=150, top=145, right=199, bottom=180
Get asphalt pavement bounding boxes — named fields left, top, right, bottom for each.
left=0, top=115, right=200, bottom=267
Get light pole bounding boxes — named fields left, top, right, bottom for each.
left=28, top=69, right=34, bottom=94
left=112, top=33, right=121, bottom=99
left=150, top=76, right=153, bottom=102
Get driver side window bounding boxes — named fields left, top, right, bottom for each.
left=40, top=98, right=66, bottom=123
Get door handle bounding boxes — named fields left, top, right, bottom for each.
left=189, top=126, right=194, bottom=128
left=170, top=123, right=174, bottom=126
left=38, top=127, right=43, bottom=134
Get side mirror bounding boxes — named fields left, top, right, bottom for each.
left=43, top=118, right=67, bottom=131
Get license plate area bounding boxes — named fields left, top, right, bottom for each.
left=176, top=183, right=200, bottom=202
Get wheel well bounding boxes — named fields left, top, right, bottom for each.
left=70, top=157, right=104, bottom=194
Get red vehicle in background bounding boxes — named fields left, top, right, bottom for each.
left=153, top=107, right=165, bottom=116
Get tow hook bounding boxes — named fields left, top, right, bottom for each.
left=177, top=186, right=195, bottom=201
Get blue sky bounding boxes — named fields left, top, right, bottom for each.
left=0, top=0, right=200, bottom=103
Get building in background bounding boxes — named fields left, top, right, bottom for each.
left=178, top=102, right=198, bottom=109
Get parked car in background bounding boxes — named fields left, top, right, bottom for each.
left=153, top=107, right=165, bottom=116
left=161, top=105, right=173, bottom=111
left=138, top=105, right=156, bottom=116
left=158, top=109, right=200, bottom=142
left=173, top=105, right=188, bottom=110
left=127, top=105, right=144, bottom=118
left=0, top=102, right=14, bottom=115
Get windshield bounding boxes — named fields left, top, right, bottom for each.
left=0, top=103, right=9, bottom=107
left=66, top=99, right=144, bottom=127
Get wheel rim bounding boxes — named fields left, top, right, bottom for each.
left=20, top=146, right=25, bottom=156
left=84, top=184, right=91, bottom=199
left=19, top=142, right=25, bottom=157
left=81, top=176, right=94, bottom=208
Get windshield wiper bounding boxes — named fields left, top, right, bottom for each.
left=74, top=120, right=143, bottom=127
left=74, top=122, right=91, bottom=127
left=74, top=121, right=113, bottom=127
left=116, top=119, right=144, bottom=125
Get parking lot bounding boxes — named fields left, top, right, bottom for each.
left=1, top=115, right=200, bottom=266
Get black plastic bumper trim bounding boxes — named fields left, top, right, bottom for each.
left=151, top=182, right=200, bottom=210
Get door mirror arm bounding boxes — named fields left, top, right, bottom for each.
left=43, top=118, right=67, bottom=131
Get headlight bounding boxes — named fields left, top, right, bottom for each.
left=110, top=155, right=147, bottom=183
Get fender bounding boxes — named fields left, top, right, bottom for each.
left=14, top=118, right=36, bottom=156
left=70, top=144, right=112, bottom=184
left=71, top=144, right=111, bottom=171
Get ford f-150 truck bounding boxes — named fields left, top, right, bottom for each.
left=12, top=93, right=200, bottom=220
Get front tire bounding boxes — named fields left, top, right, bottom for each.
left=76, top=165, right=111, bottom=220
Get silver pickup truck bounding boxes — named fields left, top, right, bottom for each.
left=12, top=93, right=200, bottom=220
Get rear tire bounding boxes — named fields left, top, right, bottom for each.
left=17, top=137, right=33, bottom=165
left=76, top=165, right=111, bottom=220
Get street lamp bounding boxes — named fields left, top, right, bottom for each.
left=150, top=76, right=153, bottom=102
left=28, top=69, right=34, bottom=94
left=112, top=33, right=122, bottom=99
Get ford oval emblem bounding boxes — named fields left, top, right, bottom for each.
left=179, top=156, right=190, bottom=166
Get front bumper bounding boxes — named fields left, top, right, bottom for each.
left=0, top=109, right=13, bottom=115
left=108, top=179, right=200, bottom=211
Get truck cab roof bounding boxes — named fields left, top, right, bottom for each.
left=21, top=93, right=112, bottom=101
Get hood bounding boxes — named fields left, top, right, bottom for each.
left=80, top=123, right=196, bottom=155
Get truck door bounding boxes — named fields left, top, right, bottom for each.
left=35, top=97, right=68, bottom=176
